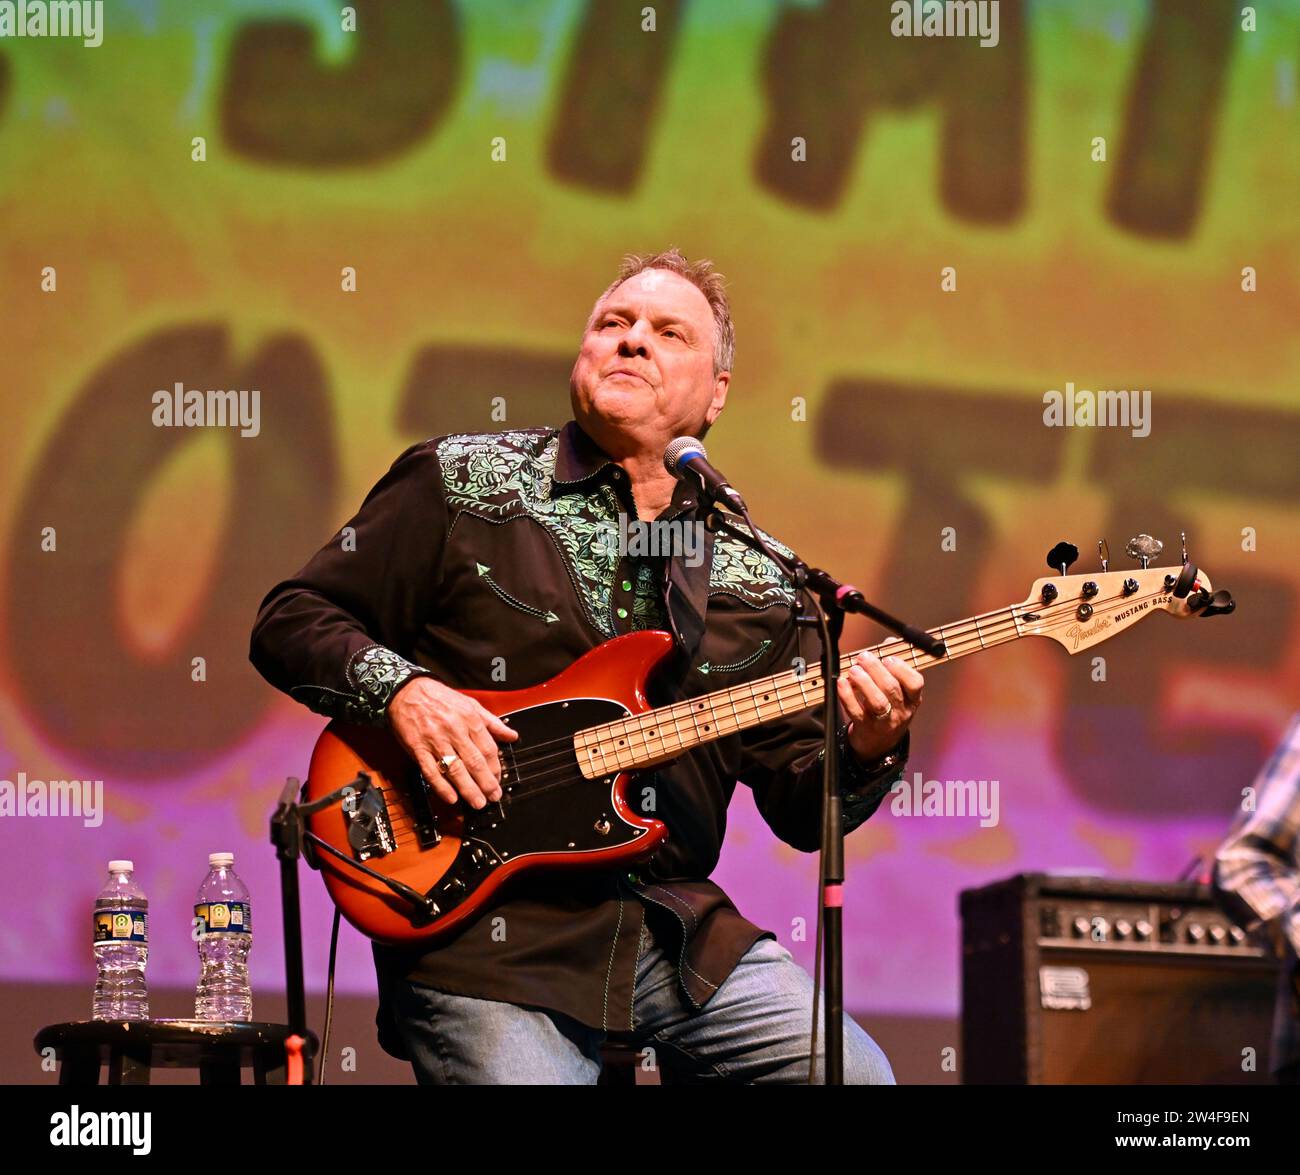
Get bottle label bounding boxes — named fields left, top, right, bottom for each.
left=195, top=901, right=251, bottom=936
left=94, top=909, right=148, bottom=944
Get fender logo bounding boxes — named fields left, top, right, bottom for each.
left=1065, top=617, right=1111, bottom=649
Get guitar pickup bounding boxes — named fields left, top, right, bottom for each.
left=404, top=767, right=443, bottom=851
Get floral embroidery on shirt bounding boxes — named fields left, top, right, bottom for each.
left=435, top=428, right=795, bottom=638
left=708, top=530, right=797, bottom=608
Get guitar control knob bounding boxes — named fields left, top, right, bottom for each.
left=1122, top=578, right=1139, bottom=596
left=1081, top=581, right=1099, bottom=599
left=1041, top=583, right=1059, bottom=604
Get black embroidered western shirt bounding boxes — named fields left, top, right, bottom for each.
left=249, top=421, right=908, bottom=1048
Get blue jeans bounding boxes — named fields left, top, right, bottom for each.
left=383, top=927, right=895, bottom=1084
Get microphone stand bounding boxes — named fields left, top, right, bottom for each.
left=699, top=503, right=943, bottom=1084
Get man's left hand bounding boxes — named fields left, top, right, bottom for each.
left=838, top=651, right=925, bottom=763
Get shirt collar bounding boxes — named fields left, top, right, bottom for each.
left=551, top=420, right=617, bottom=492
left=550, top=419, right=701, bottom=520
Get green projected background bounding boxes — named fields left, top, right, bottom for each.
left=0, top=0, right=1297, bottom=1017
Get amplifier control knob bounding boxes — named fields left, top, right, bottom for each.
left=1229, top=926, right=1246, bottom=945
left=1134, top=919, right=1153, bottom=941
left=1113, top=919, right=1133, bottom=940
left=1186, top=923, right=1207, bottom=944
left=1208, top=925, right=1228, bottom=945
left=1071, top=916, right=1090, bottom=939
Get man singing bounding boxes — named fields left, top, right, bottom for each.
left=250, top=248, right=923, bottom=1084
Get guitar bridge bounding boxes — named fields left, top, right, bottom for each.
left=344, top=784, right=396, bottom=861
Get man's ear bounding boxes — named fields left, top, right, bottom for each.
left=704, top=371, right=730, bottom=427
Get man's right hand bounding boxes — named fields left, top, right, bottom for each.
left=386, top=676, right=519, bottom=810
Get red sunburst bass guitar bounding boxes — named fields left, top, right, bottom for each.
left=302, top=553, right=1232, bottom=945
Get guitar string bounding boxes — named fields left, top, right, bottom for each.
left=370, top=584, right=1177, bottom=837
left=373, top=582, right=1169, bottom=828
left=500, top=582, right=1166, bottom=780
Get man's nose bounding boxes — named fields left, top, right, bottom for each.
left=619, top=319, right=652, bottom=356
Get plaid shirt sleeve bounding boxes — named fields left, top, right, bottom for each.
left=1212, top=713, right=1300, bottom=955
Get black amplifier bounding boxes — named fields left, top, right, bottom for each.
left=960, top=872, right=1282, bottom=1084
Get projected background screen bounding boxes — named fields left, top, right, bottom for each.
left=1, top=0, right=1297, bottom=1017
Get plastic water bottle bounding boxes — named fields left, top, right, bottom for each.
left=92, top=860, right=150, bottom=1021
left=194, top=852, right=253, bottom=1021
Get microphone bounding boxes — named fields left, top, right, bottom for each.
left=663, top=436, right=747, bottom=513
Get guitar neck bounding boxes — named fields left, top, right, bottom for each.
left=575, top=601, right=1026, bottom=777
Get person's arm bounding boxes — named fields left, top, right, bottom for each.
left=737, top=613, right=910, bottom=853
left=1212, top=715, right=1300, bottom=955
left=248, top=440, right=445, bottom=725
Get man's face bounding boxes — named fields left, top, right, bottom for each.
left=569, top=269, right=729, bottom=453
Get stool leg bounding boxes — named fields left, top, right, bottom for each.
left=198, top=1058, right=242, bottom=1085
left=107, top=1048, right=151, bottom=1085
left=59, top=1054, right=101, bottom=1086
left=254, top=1050, right=287, bottom=1085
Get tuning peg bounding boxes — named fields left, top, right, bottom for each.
left=1186, top=587, right=1233, bottom=615
left=1098, top=539, right=1110, bottom=573
left=1125, top=534, right=1163, bottom=569
left=1199, top=588, right=1235, bottom=618
left=1047, top=542, right=1079, bottom=575
left=1169, top=562, right=1198, bottom=598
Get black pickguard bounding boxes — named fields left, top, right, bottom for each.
left=418, top=697, right=652, bottom=914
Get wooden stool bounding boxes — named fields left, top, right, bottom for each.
left=34, top=1020, right=318, bottom=1085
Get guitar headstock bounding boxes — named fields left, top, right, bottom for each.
left=1016, top=537, right=1234, bottom=655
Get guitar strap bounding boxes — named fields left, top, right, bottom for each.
left=660, top=518, right=715, bottom=674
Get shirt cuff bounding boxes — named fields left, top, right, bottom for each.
left=815, top=726, right=909, bottom=833
left=840, top=725, right=909, bottom=794
left=289, top=643, right=431, bottom=726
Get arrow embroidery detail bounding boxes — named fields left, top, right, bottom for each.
left=698, top=639, right=772, bottom=676
left=477, top=563, right=559, bottom=623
